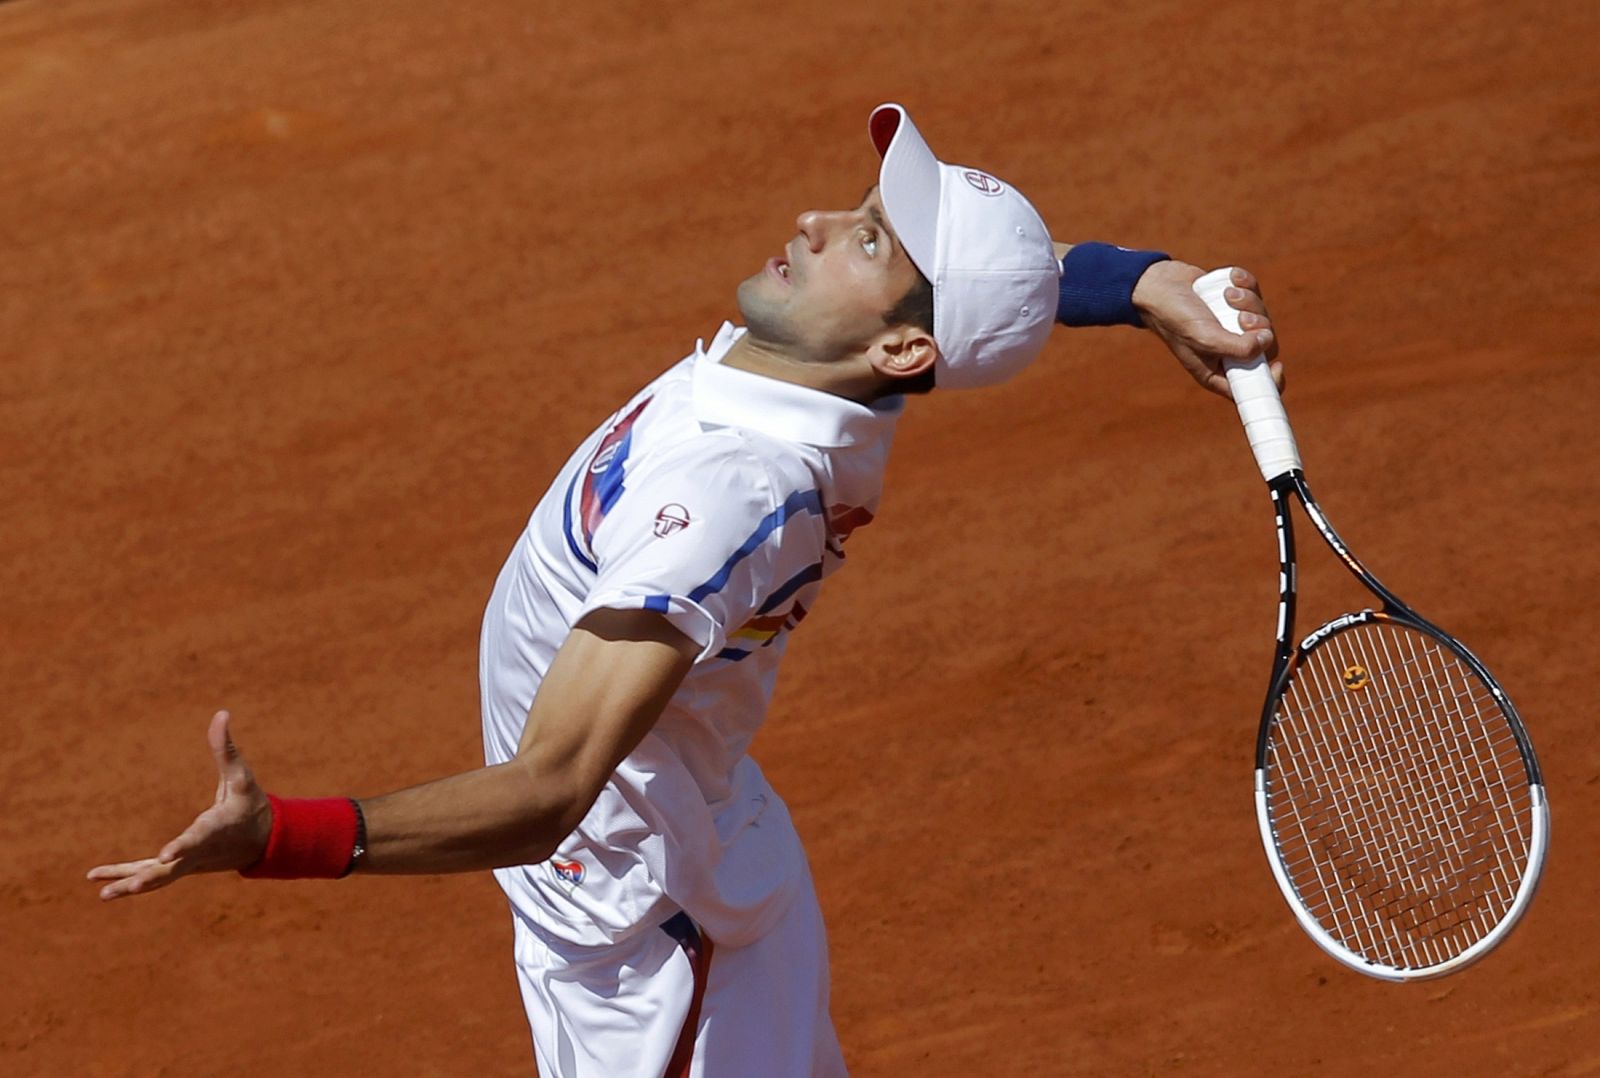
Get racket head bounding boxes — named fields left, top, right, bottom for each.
left=1254, top=609, right=1548, bottom=981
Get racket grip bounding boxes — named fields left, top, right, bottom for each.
left=1192, top=267, right=1301, bottom=482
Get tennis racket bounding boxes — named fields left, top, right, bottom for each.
left=1193, top=268, right=1548, bottom=981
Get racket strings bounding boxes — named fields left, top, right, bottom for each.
left=1264, top=620, right=1532, bottom=970
left=1276, top=633, right=1526, bottom=967
left=1281, top=639, right=1521, bottom=971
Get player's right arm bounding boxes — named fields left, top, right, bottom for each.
left=355, top=607, right=698, bottom=874
left=85, top=610, right=697, bottom=897
left=87, top=436, right=804, bottom=898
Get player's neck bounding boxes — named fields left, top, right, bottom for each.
left=720, top=334, right=883, bottom=405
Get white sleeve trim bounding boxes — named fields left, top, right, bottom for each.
left=577, top=588, right=727, bottom=664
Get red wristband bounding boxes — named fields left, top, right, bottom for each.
left=240, top=794, right=360, bottom=879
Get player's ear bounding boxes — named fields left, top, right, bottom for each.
left=865, top=324, right=939, bottom=386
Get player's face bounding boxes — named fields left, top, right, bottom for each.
left=736, top=186, right=925, bottom=362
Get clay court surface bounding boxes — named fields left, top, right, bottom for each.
left=6, top=0, right=1599, bottom=1073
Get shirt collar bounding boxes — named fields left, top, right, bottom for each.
left=691, top=322, right=904, bottom=449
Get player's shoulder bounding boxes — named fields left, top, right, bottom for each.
left=608, top=346, right=828, bottom=534
left=636, top=425, right=813, bottom=510
left=602, top=426, right=820, bottom=563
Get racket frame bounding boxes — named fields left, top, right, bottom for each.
left=1252, top=468, right=1548, bottom=981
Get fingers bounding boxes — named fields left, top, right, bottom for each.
left=1226, top=285, right=1267, bottom=318
left=1223, top=269, right=1275, bottom=359
left=208, top=709, right=235, bottom=777
left=208, top=709, right=255, bottom=796
left=1156, top=264, right=1279, bottom=399
left=87, top=858, right=161, bottom=880
left=1216, top=286, right=1271, bottom=354
left=1202, top=370, right=1233, bottom=399
left=1230, top=266, right=1263, bottom=297
left=1194, top=312, right=1269, bottom=361
left=86, top=857, right=181, bottom=901
left=87, top=709, right=261, bottom=902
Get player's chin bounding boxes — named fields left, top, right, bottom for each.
left=735, top=279, right=796, bottom=333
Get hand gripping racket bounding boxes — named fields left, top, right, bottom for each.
left=1193, top=268, right=1548, bottom=981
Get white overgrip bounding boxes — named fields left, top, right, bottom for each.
left=1192, top=267, right=1301, bottom=483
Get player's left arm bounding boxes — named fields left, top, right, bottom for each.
left=1132, top=261, right=1280, bottom=398
left=1051, top=240, right=1280, bottom=399
left=85, top=607, right=698, bottom=898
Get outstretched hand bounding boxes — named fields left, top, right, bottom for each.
left=1132, top=262, right=1283, bottom=398
left=87, top=710, right=272, bottom=900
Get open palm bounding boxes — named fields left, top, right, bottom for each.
left=87, top=710, right=272, bottom=900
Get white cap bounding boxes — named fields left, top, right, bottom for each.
left=870, top=103, right=1060, bottom=390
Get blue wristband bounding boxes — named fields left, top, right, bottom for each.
left=1056, top=242, right=1171, bottom=328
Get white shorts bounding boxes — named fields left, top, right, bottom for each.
left=511, top=868, right=846, bottom=1077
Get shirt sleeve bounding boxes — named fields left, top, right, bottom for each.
left=576, top=436, right=826, bottom=663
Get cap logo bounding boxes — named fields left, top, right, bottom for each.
left=962, top=170, right=1004, bottom=196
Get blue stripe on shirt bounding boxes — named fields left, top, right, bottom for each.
left=756, top=561, right=823, bottom=615
left=687, top=489, right=824, bottom=603
left=561, top=467, right=599, bottom=573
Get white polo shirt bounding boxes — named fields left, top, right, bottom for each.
left=480, top=323, right=901, bottom=951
